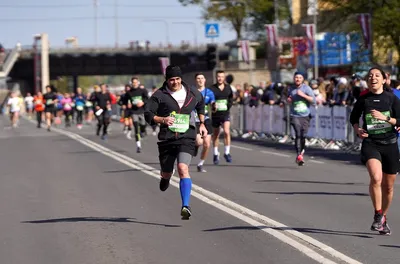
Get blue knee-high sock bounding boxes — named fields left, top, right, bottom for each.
left=180, top=178, right=192, bottom=207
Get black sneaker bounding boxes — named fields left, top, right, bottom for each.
left=197, top=165, right=206, bottom=173
left=371, top=213, right=385, bottom=231
left=224, top=153, right=232, bottom=163
left=213, top=154, right=219, bottom=165
left=379, top=220, right=391, bottom=235
left=181, top=206, right=192, bottom=220
left=159, top=177, right=170, bottom=192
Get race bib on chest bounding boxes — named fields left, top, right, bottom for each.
left=294, top=101, right=308, bottom=113
left=216, top=99, right=228, bottom=111
left=169, top=114, right=190, bottom=133
left=76, top=105, right=84, bottom=111
left=86, top=101, right=93, bottom=107
left=131, top=96, right=143, bottom=105
left=366, top=111, right=392, bottom=134
left=46, top=99, right=53, bottom=105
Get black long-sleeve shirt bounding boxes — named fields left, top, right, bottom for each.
left=127, top=87, right=149, bottom=114
left=144, top=81, right=204, bottom=141
left=92, top=92, right=111, bottom=110
left=349, top=90, right=400, bottom=141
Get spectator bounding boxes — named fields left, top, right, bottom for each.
left=310, top=79, right=325, bottom=105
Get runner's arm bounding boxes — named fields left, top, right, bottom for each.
left=195, top=91, right=206, bottom=123
left=227, top=87, right=233, bottom=110
left=144, top=94, right=161, bottom=125
left=349, top=97, right=363, bottom=129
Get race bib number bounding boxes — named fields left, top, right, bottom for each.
left=86, top=102, right=93, bottom=107
left=216, top=99, right=228, bottom=111
left=46, top=99, right=53, bottom=105
left=294, top=101, right=308, bottom=113
left=169, top=114, right=190, bottom=133
left=366, top=111, right=392, bottom=134
left=131, top=96, right=143, bottom=105
left=64, top=103, right=71, bottom=108
left=76, top=105, right=84, bottom=111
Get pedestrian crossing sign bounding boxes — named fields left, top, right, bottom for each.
left=205, top=23, right=219, bottom=38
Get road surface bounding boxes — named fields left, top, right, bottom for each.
left=1, top=116, right=399, bottom=264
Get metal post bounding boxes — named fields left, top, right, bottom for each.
left=114, top=0, right=119, bottom=48
left=94, top=0, right=98, bottom=48
left=313, top=2, right=318, bottom=78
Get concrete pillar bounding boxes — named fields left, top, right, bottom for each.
left=41, top=33, right=50, bottom=94
left=73, top=75, right=78, bottom=94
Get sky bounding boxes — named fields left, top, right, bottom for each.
left=1, top=0, right=237, bottom=49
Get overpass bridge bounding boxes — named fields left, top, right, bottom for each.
left=3, top=34, right=230, bottom=94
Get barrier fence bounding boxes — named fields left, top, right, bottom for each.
left=230, top=104, right=361, bottom=152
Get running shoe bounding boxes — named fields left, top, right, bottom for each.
left=379, top=220, right=391, bottom=235
left=136, top=147, right=141, bottom=153
left=197, top=165, right=207, bottom=173
left=224, top=153, right=232, bottom=163
left=159, top=177, right=170, bottom=192
left=181, top=206, right=192, bottom=220
left=296, top=154, right=304, bottom=166
left=371, top=213, right=385, bottom=231
left=213, top=154, right=219, bottom=165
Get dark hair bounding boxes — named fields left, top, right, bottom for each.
left=131, top=77, right=138, bottom=82
left=367, top=67, right=391, bottom=92
left=194, top=72, right=205, bottom=79
left=216, top=70, right=225, bottom=75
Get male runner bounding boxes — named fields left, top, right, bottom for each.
left=144, top=65, right=206, bottom=219
left=128, top=77, right=148, bottom=153
left=92, top=84, right=112, bottom=140
left=287, top=72, right=316, bottom=165
left=118, top=84, right=133, bottom=138
left=194, top=73, right=215, bottom=172
left=210, top=70, right=233, bottom=164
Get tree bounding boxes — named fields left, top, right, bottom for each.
left=178, top=0, right=273, bottom=40
left=320, top=0, right=400, bottom=72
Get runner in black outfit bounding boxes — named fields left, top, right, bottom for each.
left=92, top=84, right=112, bottom=140
left=144, top=65, right=206, bottom=220
left=128, top=77, right=148, bottom=153
left=118, top=84, right=133, bottom=137
left=350, top=67, right=400, bottom=235
left=43, top=85, right=58, bottom=132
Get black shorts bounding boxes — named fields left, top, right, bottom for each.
left=290, top=116, right=311, bottom=136
left=361, top=139, right=399, bottom=174
left=196, top=119, right=213, bottom=135
left=124, top=109, right=132, bottom=119
left=44, top=106, right=54, bottom=113
left=158, top=138, right=195, bottom=173
left=211, top=115, right=230, bottom=128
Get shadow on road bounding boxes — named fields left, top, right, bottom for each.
left=252, top=191, right=369, bottom=196
left=255, top=179, right=366, bottom=186
left=203, top=225, right=377, bottom=238
left=21, top=217, right=181, bottom=228
left=380, top=245, right=400, bottom=249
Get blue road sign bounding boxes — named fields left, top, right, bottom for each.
left=205, top=23, right=219, bottom=38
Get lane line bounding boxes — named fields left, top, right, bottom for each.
left=23, top=118, right=361, bottom=264
left=218, top=142, right=252, bottom=151
left=309, top=160, right=325, bottom=164
left=260, top=150, right=291, bottom=158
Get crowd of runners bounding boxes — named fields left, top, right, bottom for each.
left=3, top=66, right=400, bottom=230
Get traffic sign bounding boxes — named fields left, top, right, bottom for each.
left=205, top=23, right=219, bottom=38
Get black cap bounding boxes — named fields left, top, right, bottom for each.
left=165, top=65, right=182, bottom=80
left=294, top=71, right=304, bottom=78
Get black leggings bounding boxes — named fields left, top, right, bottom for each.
left=36, top=111, right=43, bottom=126
left=64, top=110, right=72, bottom=125
left=290, top=116, right=310, bottom=155
left=76, top=110, right=83, bottom=125
left=96, top=111, right=110, bottom=136
left=133, top=121, right=141, bottom=141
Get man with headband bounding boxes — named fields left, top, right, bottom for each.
left=287, top=72, right=316, bottom=166
left=145, top=65, right=207, bottom=220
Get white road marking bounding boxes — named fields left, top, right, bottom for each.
left=230, top=144, right=252, bottom=151
left=261, top=150, right=291, bottom=158
left=309, top=160, right=325, bottom=164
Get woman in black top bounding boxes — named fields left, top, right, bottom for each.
left=350, top=67, right=400, bottom=235
left=43, top=85, right=58, bottom=131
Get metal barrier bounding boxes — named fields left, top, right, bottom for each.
left=230, top=104, right=362, bottom=152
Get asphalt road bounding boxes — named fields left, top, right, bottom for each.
left=2, top=116, right=400, bottom=264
